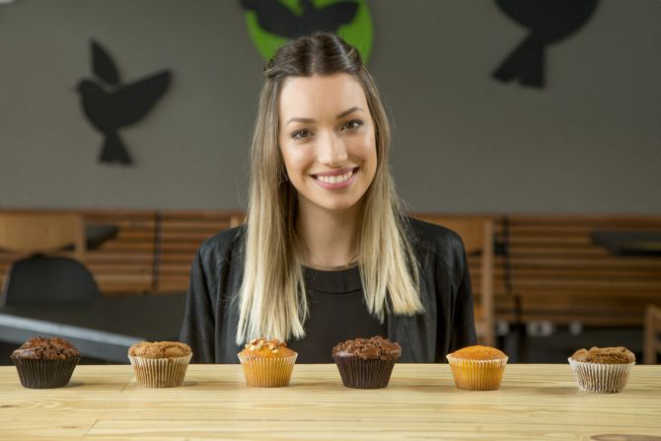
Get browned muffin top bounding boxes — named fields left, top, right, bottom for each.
left=11, top=337, right=79, bottom=360
left=128, top=341, right=192, bottom=359
left=450, top=345, right=507, bottom=361
left=238, top=337, right=296, bottom=359
left=571, top=346, right=635, bottom=364
left=332, top=336, right=402, bottom=361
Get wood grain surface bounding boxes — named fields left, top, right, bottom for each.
left=0, top=364, right=660, bottom=440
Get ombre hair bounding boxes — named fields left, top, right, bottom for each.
left=236, top=32, right=423, bottom=344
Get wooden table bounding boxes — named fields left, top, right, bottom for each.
left=1, top=364, right=660, bottom=440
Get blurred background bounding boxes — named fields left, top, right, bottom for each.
left=0, top=0, right=660, bottom=365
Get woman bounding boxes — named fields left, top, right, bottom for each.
left=180, top=32, right=476, bottom=363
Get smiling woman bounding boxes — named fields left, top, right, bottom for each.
left=180, top=32, right=476, bottom=364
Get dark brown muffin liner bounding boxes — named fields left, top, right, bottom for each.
left=332, top=354, right=396, bottom=389
left=11, top=356, right=80, bottom=389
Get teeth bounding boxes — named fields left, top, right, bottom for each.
left=317, top=170, right=354, bottom=184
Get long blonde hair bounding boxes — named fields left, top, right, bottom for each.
left=236, top=33, right=423, bottom=344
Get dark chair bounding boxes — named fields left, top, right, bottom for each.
left=0, top=255, right=101, bottom=306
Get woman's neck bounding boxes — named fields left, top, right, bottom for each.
left=297, top=200, right=361, bottom=270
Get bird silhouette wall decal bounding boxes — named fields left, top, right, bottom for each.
left=492, top=0, right=599, bottom=88
left=240, top=0, right=358, bottom=38
left=77, top=40, right=172, bottom=165
left=240, top=0, right=373, bottom=64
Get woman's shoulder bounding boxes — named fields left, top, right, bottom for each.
left=197, top=224, right=246, bottom=264
left=403, top=216, right=467, bottom=268
left=404, top=216, right=464, bottom=251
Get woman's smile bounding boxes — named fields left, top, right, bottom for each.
left=310, top=166, right=359, bottom=189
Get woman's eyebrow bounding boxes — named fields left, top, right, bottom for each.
left=285, top=106, right=364, bottom=126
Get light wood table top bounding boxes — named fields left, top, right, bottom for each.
left=1, top=364, right=660, bottom=440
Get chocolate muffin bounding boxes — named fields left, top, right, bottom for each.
left=332, top=336, right=401, bottom=389
left=568, top=346, right=636, bottom=393
left=11, top=337, right=80, bottom=388
left=128, top=341, right=192, bottom=388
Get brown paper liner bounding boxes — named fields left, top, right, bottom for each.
left=568, top=358, right=634, bottom=393
left=128, top=354, right=192, bottom=388
left=238, top=353, right=297, bottom=387
left=446, top=354, right=508, bottom=391
left=11, top=356, right=80, bottom=389
left=332, top=354, right=396, bottom=389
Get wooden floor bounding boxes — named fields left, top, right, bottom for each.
left=1, top=364, right=660, bottom=440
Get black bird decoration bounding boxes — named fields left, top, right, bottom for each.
left=240, top=0, right=358, bottom=38
left=492, top=0, right=599, bottom=88
left=77, top=40, right=171, bottom=165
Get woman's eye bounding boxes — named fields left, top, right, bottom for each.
left=343, top=119, right=364, bottom=131
left=291, top=129, right=311, bottom=140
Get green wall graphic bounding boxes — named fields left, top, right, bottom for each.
left=241, top=0, right=373, bottom=64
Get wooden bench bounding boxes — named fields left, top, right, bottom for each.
left=1, top=210, right=660, bottom=328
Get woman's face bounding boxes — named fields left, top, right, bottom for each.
left=278, top=73, right=377, bottom=214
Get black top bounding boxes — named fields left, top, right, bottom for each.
left=179, top=217, right=476, bottom=364
left=288, top=265, right=387, bottom=363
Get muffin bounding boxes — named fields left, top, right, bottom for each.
left=10, top=336, right=80, bottom=389
left=332, top=336, right=402, bottom=389
left=128, top=341, right=192, bottom=388
left=238, top=337, right=297, bottom=387
left=446, top=345, right=508, bottom=391
left=568, top=346, right=635, bottom=393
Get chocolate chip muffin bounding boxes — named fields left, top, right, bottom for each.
left=10, top=337, right=81, bottom=388
left=128, top=341, right=192, bottom=388
left=332, top=336, right=401, bottom=389
left=238, top=337, right=298, bottom=387
left=568, top=346, right=636, bottom=393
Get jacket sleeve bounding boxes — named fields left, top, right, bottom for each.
left=449, top=243, right=477, bottom=352
left=179, top=249, right=216, bottom=363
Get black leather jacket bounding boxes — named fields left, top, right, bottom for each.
left=179, top=217, right=476, bottom=363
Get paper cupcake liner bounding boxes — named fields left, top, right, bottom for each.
left=332, top=355, right=396, bottom=389
left=446, top=354, right=508, bottom=391
left=238, top=354, right=297, bottom=387
left=11, top=356, right=80, bottom=389
left=128, top=354, right=192, bottom=388
left=568, top=358, right=634, bottom=393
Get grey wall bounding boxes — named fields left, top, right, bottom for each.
left=0, top=0, right=659, bottom=213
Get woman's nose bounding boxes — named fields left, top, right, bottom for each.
left=317, top=132, right=348, bottom=166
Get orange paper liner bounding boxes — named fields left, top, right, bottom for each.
left=128, top=354, right=192, bottom=388
left=568, top=358, right=634, bottom=393
left=238, top=353, right=297, bottom=388
left=446, top=354, right=508, bottom=391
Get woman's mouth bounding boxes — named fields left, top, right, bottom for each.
left=311, top=167, right=359, bottom=190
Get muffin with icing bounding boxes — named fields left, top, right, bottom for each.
left=332, top=336, right=402, bottom=389
left=10, top=336, right=81, bottom=388
left=446, top=345, right=508, bottom=391
left=568, top=346, right=635, bottom=393
left=237, top=337, right=298, bottom=387
left=128, top=341, right=192, bottom=388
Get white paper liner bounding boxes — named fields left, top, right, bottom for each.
left=446, top=354, right=508, bottom=391
left=568, top=358, right=634, bottom=393
left=128, top=354, right=192, bottom=388
left=238, top=353, right=297, bottom=388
